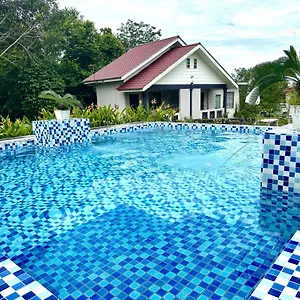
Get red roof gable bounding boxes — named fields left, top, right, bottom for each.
left=83, top=36, right=182, bottom=83
left=117, top=44, right=199, bottom=91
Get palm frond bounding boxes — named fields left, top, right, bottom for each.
left=39, top=90, right=82, bottom=109
left=246, top=45, right=300, bottom=105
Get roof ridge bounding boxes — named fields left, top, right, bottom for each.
left=184, top=42, right=201, bottom=47
left=133, top=35, right=181, bottom=48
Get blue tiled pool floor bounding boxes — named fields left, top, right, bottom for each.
left=0, top=128, right=296, bottom=299
left=13, top=204, right=286, bottom=300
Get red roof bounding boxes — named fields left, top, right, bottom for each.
left=83, top=36, right=181, bottom=83
left=117, top=44, right=199, bottom=91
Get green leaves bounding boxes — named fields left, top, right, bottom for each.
left=38, top=103, right=176, bottom=128
left=0, top=3, right=124, bottom=119
left=39, top=90, right=83, bottom=110
left=117, top=19, right=162, bottom=51
left=0, top=115, right=32, bottom=138
left=245, top=45, right=300, bottom=105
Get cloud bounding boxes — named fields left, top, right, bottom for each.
left=58, top=0, right=300, bottom=73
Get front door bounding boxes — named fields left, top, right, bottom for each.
left=129, top=94, right=139, bottom=108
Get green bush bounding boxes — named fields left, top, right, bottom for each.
left=0, top=116, right=32, bottom=138
left=39, top=103, right=176, bottom=128
left=0, top=103, right=176, bottom=139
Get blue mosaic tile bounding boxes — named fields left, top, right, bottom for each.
left=251, top=228, right=300, bottom=299
left=32, top=119, right=90, bottom=148
left=0, top=122, right=299, bottom=299
left=0, top=256, right=55, bottom=300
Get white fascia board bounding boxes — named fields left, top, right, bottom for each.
left=121, top=38, right=185, bottom=82
left=198, top=44, right=239, bottom=89
left=142, top=45, right=201, bottom=91
left=120, top=89, right=143, bottom=93
left=84, top=78, right=122, bottom=85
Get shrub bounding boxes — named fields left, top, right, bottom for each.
left=0, top=116, right=32, bottom=138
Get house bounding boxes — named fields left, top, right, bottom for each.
left=83, top=36, right=239, bottom=120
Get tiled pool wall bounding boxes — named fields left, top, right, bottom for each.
left=260, top=128, right=300, bottom=236
left=32, top=119, right=90, bottom=148
left=250, top=229, right=300, bottom=300
left=251, top=128, right=300, bottom=299
left=0, top=122, right=274, bottom=156
left=1, top=121, right=300, bottom=300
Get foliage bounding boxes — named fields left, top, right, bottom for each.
left=39, top=108, right=55, bottom=120
left=0, top=2, right=124, bottom=119
left=57, top=9, right=124, bottom=107
left=0, top=115, right=32, bottom=138
left=233, top=58, right=287, bottom=120
left=122, top=105, right=148, bottom=123
left=288, top=89, right=300, bottom=105
left=246, top=46, right=300, bottom=105
left=38, top=103, right=176, bottom=127
left=72, top=104, right=122, bottom=127
left=0, top=0, right=59, bottom=59
left=39, top=90, right=82, bottom=110
left=117, top=19, right=161, bottom=51
left=19, top=62, right=65, bottom=119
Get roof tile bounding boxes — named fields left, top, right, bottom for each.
left=83, top=36, right=181, bottom=83
left=117, top=44, right=199, bottom=91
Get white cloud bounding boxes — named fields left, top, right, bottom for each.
left=58, top=0, right=300, bottom=73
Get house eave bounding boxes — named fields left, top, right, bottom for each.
left=83, top=77, right=122, bottom=85
left=117, top=88, right=144, bottom=93
left=120, top=37, right=186, bottom=82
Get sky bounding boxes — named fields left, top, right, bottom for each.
left=58, top=0, right=300, bottom=74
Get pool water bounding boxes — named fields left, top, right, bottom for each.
left=0, top=128, right=290, bottom=299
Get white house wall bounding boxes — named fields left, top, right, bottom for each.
left=156, top=53, right=224, bottom=85
left=96, top=81, right=126, bottom=109
left=208, top=88, right=239, bottom=117
left=208, top=89, right=223, bottom=110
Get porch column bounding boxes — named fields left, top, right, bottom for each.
left=223, top=86, right=228, bottom=116
left=179, top=89, right=190, bottom=120
left=142, top=91, right=147, bottom=108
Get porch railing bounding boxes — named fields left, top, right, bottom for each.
left=200, top=109, right=224, bottom=120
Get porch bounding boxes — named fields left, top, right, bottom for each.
left=126, top=84, right=232, bottom=120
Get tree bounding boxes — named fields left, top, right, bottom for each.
left=0, top=0, right=61, bottom=119
left=0, top=0, right=58, bottom=61
left=246, top=46, right=299, bottom=104
left=0, top=3, right=125, bottom=119
left=56, top=9, right=124, bottom=106
left=233, top=58, right=287, bottom=119
left=18, top=62, right=65, bottom=119
left=117, top=19, right=161, bottom=51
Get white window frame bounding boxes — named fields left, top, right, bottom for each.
left=215, top=94, right=221, bottom=109
left=226, top=92, right=234, bottom=109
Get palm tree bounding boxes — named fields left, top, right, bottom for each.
left=246, top=46, right=300, bottom=104
left=39, top=90, right=83, bottom=110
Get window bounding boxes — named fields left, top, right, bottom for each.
left=193, top=58, right=197, bottom=69
left=215, top=94, right=221, bottom=109
left=186, top=58, right=190, bottom=68
left=226, top=92, right=234, bottom=109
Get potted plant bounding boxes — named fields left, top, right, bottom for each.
left=39, top=90, right=83, bottom=120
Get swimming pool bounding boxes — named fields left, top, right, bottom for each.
left=0, top=127, right=291, bottom=299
